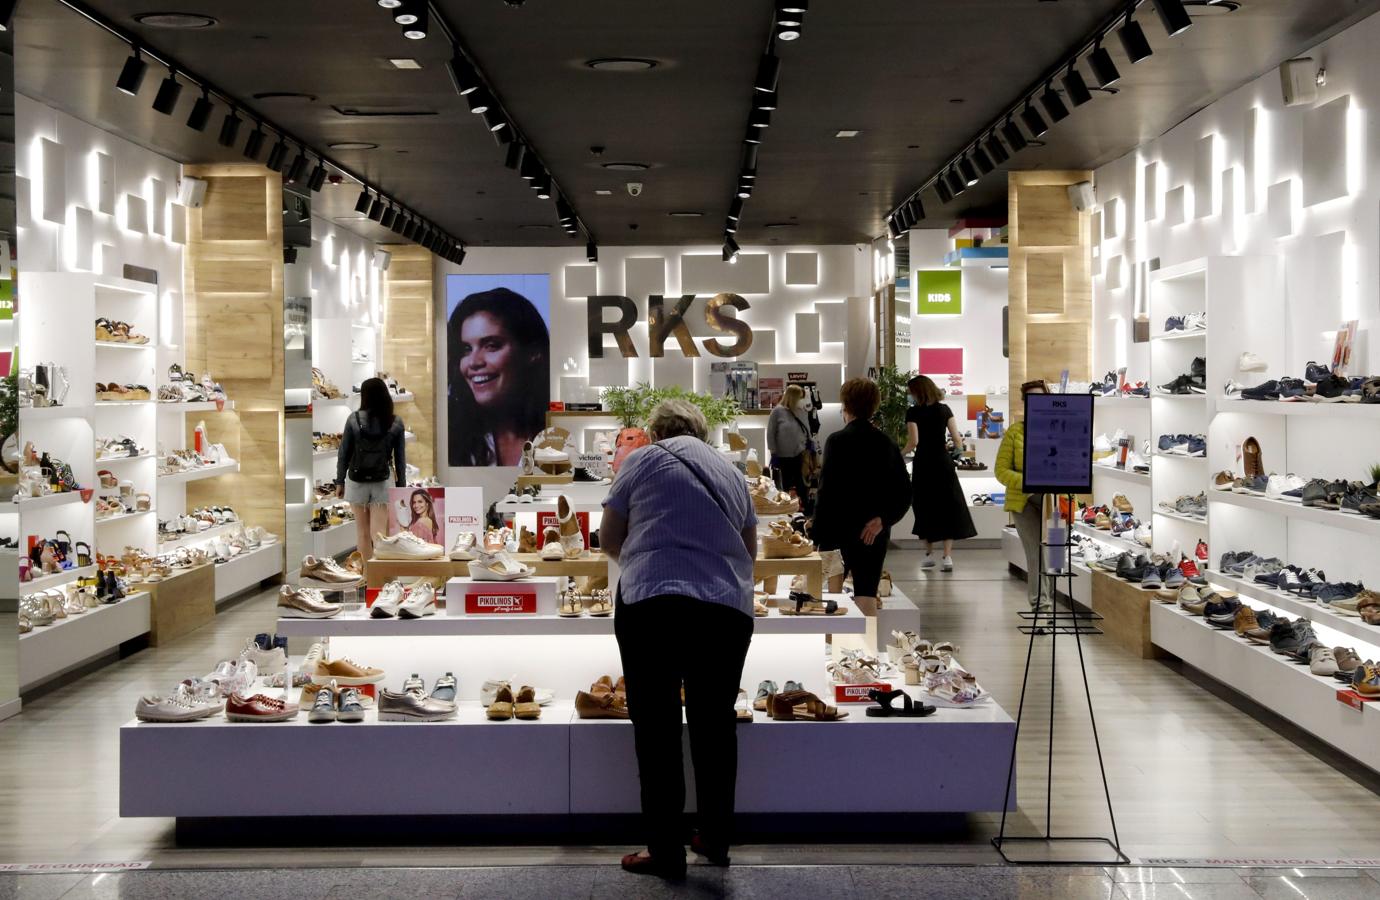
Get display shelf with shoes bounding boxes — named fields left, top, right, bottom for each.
left=22, top=563, right=99, bottom=593
left=1071, top=522, right=1145, bottom=557
left=1203, top=568, right=1380, bottom=648
left=20, top=590, right=151, bottom=691
left=1154, top=509, right=1208, bottom=526
left=156, top=459, right=240, bottom=485
left=158, top=400, right=236, bottom=413
left=19, top=403, right=96, bottom=421
left=215, top=542, right=285, bottom=605
left=1151, top=330, right=1207, bottom=342
left=1210, top=489, right=1380, bottom=537
left=95, top=509, right=154, bottom=527
left=15, top=491, right=87, bottom=512
left=1091, top=465, right=1151, bottom=485
left=1093, top=395, right=1149, bottom=406
left=1216, top=398, right=1380, bottom=418
left=1150, top=600, right=1380, bottom=773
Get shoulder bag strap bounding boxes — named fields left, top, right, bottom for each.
left=654, top=443, right=740, bottom=529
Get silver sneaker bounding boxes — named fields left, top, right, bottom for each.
left=377, top=688, right=457, bottom=722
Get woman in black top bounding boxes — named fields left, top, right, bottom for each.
left=810, top=378, right=910, bottom=611
left=902, top=375, right=976, bottom=571
left=336, top=377, right=407, bottom=560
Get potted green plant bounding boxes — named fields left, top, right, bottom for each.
left=872, top=364, right=916, bottom=450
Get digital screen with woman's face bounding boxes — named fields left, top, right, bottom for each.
left=445, top=274, right=551, bottom=468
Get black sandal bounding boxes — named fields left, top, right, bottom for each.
left=866, top=688, right=936, bottom=718
left=785, top=590, right=841, bottom=615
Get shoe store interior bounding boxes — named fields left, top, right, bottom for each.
left=8, top=0, right=1380, bottom=896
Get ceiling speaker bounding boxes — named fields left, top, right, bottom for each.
left=1067, top=181, right=1096, bottom=212
left=1279, top=58, right=1319, bottom=107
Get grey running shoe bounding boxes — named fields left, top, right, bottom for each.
left=307, top=684, right=337, bottom=723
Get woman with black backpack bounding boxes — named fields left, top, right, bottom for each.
left=336, top=377, right=407, bottom=562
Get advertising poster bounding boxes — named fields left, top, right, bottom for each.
left=444, top=487, right=485, bottom=544
left=445, top=274, right=552, bottom=467
left=388, top=487, right=446, bottom=546
left=759, top=377, right=785, bottom=409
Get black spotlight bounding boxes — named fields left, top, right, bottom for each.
left=378, top=0, right=400, bottom=7
left=586, top=241, right=598, bottom=263
left=520, top=152, right=541, bottom=181
left=186, top=90, right=213, bottom=132
left=754, top=53, right=780, bottom=93
left=1152, top=0, right=1192, bottom=37
left=244, top=125, right=266, bottom=160
left=1089, top=43, right=1121, bottom=88
left=481, top=108, right=507, bottom=133
left=935, top=177, right=953, bottom=205
left=534, top=176, right=553, bottom=201
left=1118, top=11, right=1153, bottom=64
left=972, top=146, right=994, bottom=175
left=504, top=142, right=526, bottom=170
left=1040, top=83, right=1070, bottom=124
left=957, top=157, right=979, bottom=187
left=909, top=197, right=925, bottom=223
left=1002, top=117, right=1029, bottom=152
left=308, top=163, right=327, bottom=192
left=380, top=206, right=396, bottom=229
left=218, top=109, right=242, bottom=147
left=152, top=70, right=182, bottom=115
left=725, top=217, right=738, bottom=234
left=466, top=89, right=493, bottom=115
left=392, top=212, right=408, bottom=235
left=455, top=246, right=466, bottom=267
left=446, top=52, right=481, bottom=96
left=403, top=218, right=418, bottom=240
left=895, top=204, right=911, bottom=231
left=556, top=198, right=574, bottom=223
left=369, top=195, right=385, bottom=221
left=285, top=149, right=308, bottom=184
left=393, top=0, right=424, bottom=24
left=355, top=188, right=372, bottom=214
left=946, top=169, right=966, bottom=197
left=265, top=137, right=289, bottom=172
left=744, top=126, right=763, bottom=145
left=737, top=182, right=753, bottom=199
left=776, top=20, right=802, bottom=42
left=1021, top=102, right=1049, bottom=139
left=728, top=197, right=744, bottom=221
left=116, top=48, right=147, bottom=96
left=402, top=4, right=428, bottom=39
left=985, top=133, right=1009, bottom=166
left=887, top=217, right=902, bottom=240
left=755, top=90, right=778, bottom=112
left=722, top=236, right=740, bottom=262
left=1062, top=66, right=1094, bottom=107
left=750, top=107, right=772, bottom=129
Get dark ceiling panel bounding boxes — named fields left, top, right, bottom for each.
left=15, top=0, right=1380, bottom=247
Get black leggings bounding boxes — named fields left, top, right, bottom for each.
left=615, top=595, right=754, bottom=861
left=837, top=528, right=890, bottom=597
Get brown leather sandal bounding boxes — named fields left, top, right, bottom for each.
left=768, top=689, right=849, bottom=721
left=514, top=685, right=542, bottom=720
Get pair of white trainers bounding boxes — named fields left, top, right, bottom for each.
left=921, top=554, right=955, bottom=572
left=370, top=580, right=437, bottom=619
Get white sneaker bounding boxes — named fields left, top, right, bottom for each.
left=374, top=531, right=445, bottom=560
left=556, top=495, right=586, bottom=559
left=136, top=692, right=217, bottom=722
left=920, top=554, right=937, bottom=569
left=369, top=581, right=405, bottom=618
left=398, top=581, right=437, bottom=619
left=1134, top=522, right=1153, bottom=547
left=534, top=445, right=568, bottom=466
left=448, top=532, right=479, bottom=561
left=941, top=556, right=954, bottom=572
left=1237, top=351, right=1267, bottom=373
left=539, top=525, right=565, bottom=561
left=1185, top=312, right=1208, bottom=331
left=240, top=637, right=286, bottom=676
left=1092, top=432, right=1112, bottom=453
left=1266, top=473, right=1306, bottom=501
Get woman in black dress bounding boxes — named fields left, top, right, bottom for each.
left=903, top=376, right=976, bottom=571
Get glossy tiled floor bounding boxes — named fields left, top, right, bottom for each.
left=3, top=548, right=1380, bottom=884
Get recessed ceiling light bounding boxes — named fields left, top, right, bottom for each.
left=668, top=211, right=703, bottom=217
left=764, top=222, right=797, bottom=229
left=388, top=58, right=422, bottom=69
left=329, top=141, right=379, bottom=151
left=520, top=224, right=552, bottom=230
left=1184, top=0, right=1239, bottom=13
left=585, top=58, right=658, bottom=71
left=252, top=92, right=317, bottom=103
left=835, top=130, right=860, bottom=138
left=333, top=216, right=371, bottom=222
left=595, top=190, right=613, bottom=195
left=133, top=12, right=217, bottom=27
left=602, top=162, right=650, bottom=171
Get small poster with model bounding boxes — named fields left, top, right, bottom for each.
left=1332, top=320, right=1359, bottom=376
left=759, top=377, right=784, bottom=409
left=389, top=487, right=446, bottom=546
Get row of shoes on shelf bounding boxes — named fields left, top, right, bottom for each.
left=1212, top=433, right=1380, bottom=517
left=1159, top=356, right=1208, bottom=395
left=20, top=574, right=127, bottom=632
left=95, top=382, right=150, bottom=401
left=1217, top=549, right=1377, bottom=621
left=96, top=494, right=148, bottom=519
left=96, top=436, right=147, bottom=460
left=313, top=431, right=343, bottom=453
left=160, top=364, right=227, bottom=403
left=1077, top=497, right=1152, bottom=545
left=1163, top=312, right=1207, bottom=333
left=1156, top=433, right=1206, bottom=457
left=1226, top=360, right=1380, bottom=404
left=16, top=442, right=83, bottom=498
left=22, top=531, right=90, bottom=580
left=158, top=444, right=230, bottom=475
left=313, top=367, right=345, bottom=400
left=158, top=506, right=241, bottom=540
left=94, top=317, right=150, bottom=344
left=1158, top=493, right=1208, bottom=520
left=1092, top=372, right=1151, bottom=398
left=309, top=502, right=355, bottom=531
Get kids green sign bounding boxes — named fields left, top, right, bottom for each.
left=914, top=269, right=962, bottom=315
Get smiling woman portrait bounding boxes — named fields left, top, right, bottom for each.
left=446, top=287, right=551, bottom=467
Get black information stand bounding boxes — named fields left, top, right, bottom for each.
left=992, top=393, right=1128, bottom=865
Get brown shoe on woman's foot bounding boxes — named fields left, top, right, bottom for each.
left=620, top=851, right=686, bottom=880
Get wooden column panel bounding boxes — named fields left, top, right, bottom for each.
left=1008, top=171, right=1093, bottom=404
left=384, top=246, right=436, bottom=478
left=182, top=165, right=286, bottom=562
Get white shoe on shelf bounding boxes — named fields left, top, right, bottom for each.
left=556, top=495, right=587, bottom=559
left=448, top=532, right=479, bottom=561
left=1237, top=351, right=1268, bottom=373
left=373, top=531, right=445, bottom=560
left=369, top=582, right=405, bottom=619
left=397, top=581, right=437, bottom=619
left=539, top=525, right=565, bottom=561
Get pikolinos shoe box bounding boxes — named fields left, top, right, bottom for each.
left=833, top=682, right=892, bottom=704
left=446, top=576, right=559, bottom=615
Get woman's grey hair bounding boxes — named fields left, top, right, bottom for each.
left=646, top=398, right=709, bottom=442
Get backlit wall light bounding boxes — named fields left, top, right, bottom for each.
left=34, top=137, right=66, bottom=225
left=116, top=48, right=148, bottom=96
left=121, top=192, right=148, bottom=234
left=152, top=70, right=182, bottom=115
left=89, top=150, right=115, bottom=216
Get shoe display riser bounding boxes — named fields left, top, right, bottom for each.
left=19, top=591, right=150, bottom=691
left=1150, top=602, right=1380, bottom=774
left=120, top=695, right=1014, bottom=818
left=214, top=543, right=284, bottom=604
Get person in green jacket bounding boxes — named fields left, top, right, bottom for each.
left=996, top=380, right=1050, bottom=610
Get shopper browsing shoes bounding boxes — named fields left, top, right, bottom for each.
left=810, top=378, right=911, bottom=615
left=996, top=379, right=1052, bottom=611
left=599, top=398, right=756, bottom=879
left=336, top=378, right=407, bottom=564
left=902, top=375, right=977, bottom=571
left=767, top=384, right=813, bottom=512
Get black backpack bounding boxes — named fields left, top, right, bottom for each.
left=348, top=411, right=394, bottom=483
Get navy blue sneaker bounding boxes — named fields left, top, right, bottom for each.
left=1165, top=315, right=1185, bottom=332
left=1304, top=360, right=1332, bottom=383
left=1185, top=435, right=1206, bottom=457
left=1240, top=380, right=1280, bottom=401
left=1277, top=377, right=1308, bottom=401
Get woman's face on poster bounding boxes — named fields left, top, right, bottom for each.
left=457, top=311, right=519, bottom=410
left=411, top=494, right=427, bottom=516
